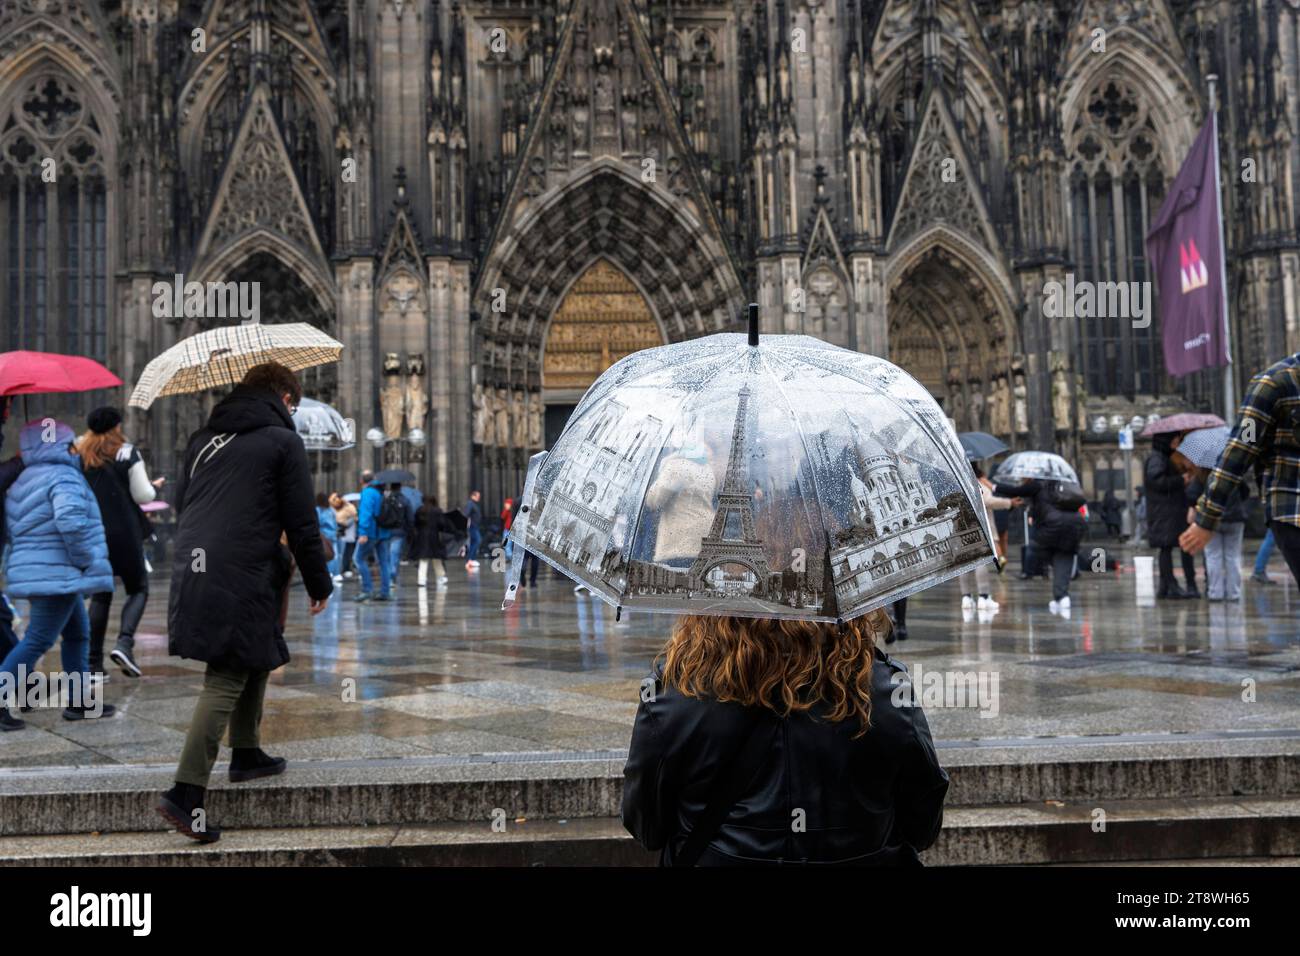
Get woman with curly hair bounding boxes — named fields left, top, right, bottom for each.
left=621, top=609, right=949, bottom=866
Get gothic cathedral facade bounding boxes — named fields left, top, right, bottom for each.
left=3, top=0, right=1299, bottom=509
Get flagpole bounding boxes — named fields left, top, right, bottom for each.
left=1207, top=74, right=1237, bottom=420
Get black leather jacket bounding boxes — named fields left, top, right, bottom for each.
left=621, top=648, right=949, bottom=866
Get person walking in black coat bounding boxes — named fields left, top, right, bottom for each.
left=412, top=495, right=450, bottom=588
left=79, top=407, right=164, bottom=679
left=157, top=363, right=332, bottom=843
left=992, top=477, right=1087, bottom=614
left=1144, top=433, right=1199, bottom=598
left=622, top=610, right=948, bottom=866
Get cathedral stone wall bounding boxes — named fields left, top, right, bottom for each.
left=3, top=0, right=1299, bottom=512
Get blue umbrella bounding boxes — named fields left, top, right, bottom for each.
left=959, top=431, right=1009, bottom=461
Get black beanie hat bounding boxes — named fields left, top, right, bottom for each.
left=87, top=406, right=122, bottom=435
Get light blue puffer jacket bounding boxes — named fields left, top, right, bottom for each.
left=3, top=420, right=114, bottom=598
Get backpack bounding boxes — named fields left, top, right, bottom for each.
left=1046, top=480, right=1087, bottom=513
left=377, top=489, right=408, bottom=530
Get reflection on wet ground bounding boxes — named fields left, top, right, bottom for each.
left=3, top=547, right=1298, bottom=770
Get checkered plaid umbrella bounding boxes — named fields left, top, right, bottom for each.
left=128, top=322, right=342, bottom=409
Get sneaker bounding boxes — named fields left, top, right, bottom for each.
left=353, top=592, right=372, bottom=603
left=62, top=703, right=116, bottom=721
left=157, top=785, right=221, bottom=844
left=0, top=710, right=24, bottom=732
left=961, top=595, right=975, bottom=610
left=228, top=748, right=287, bottom=783
left=87, top=671, right=108, bottom=686
left=977, top=595, right=999, bottom=611
left=332, top=574, right=344, bottom=585
left=374, top=593, right=391, bottom=602
left=437, top=576, right=448, bottom=587
left=961, top=605, right=975, bottom=623
left=1048, top=600, right=1059, bottom=614
left=1057, top=596, right=1070, bottom=612
left=344, top=571, right=354, bottom=579
left=1251, top=572, right=1276, bottom=586
left=110, top=645, right=142, bottom=678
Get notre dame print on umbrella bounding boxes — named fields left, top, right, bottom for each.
left=502, top=313, right=996, bottom=624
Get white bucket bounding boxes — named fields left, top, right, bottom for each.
left=1134, top=555, right=1156, bottom=597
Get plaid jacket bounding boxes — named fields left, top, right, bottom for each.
left=1195, top=352, right=1300, bottom=530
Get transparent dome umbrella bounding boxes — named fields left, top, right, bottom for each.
left=292, top=397, right=355, bottom=451
left=501, top=314, right=996, bottom=624
left=993, top=451, right=1080, bottom=485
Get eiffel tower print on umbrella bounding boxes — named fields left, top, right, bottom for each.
left=501, top=305, right=995, bottom=624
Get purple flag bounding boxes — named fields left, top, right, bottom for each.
left=1145, top=116, right=1229, bottom=376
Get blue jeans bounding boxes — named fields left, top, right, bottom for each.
left=0, top=594, right=89, bottom=704
left=467, top=525, right=482, bottom=561
left=1254, top=528, right=1275, bottom=575
left=326, top=533, right=341, bottom=577
left=386, top=535, right=406, bottom=584
left=355, top=538, right=391, bottom=597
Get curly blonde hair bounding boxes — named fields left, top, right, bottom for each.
left=658, top=609, right=891, bottom=737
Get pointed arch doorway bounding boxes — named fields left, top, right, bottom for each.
left=541, top=258, right=664, bottom=447
left=886, top=239, right=1020, bottom=441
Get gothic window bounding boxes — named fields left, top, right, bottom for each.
left=194, top=35, right=333, bottom=254
left=1067, top=78, right=1166, bottom=400
left=0, top=74, right=108, bottom=359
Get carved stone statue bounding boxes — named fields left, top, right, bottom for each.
left=494, top=387, right=511, bottom=446
left=946, top=369, right=966, bottom=430
left=991, top=374, right=1012, bottom=436
left=472, top=383, right=488, bottom=445
left=1074, top=373, right=1089, bottom=433
left=1013, top=371, right=1029, bottom=436
left=529, top=392, right=544, bottom=448
left=404, top=353, right=427, bottom=432
left=967, top=379, right=985, bottom=432
left=1050, top=355, right=1072, bottom=434
left=510, top=389, right=526, bottom=449
left=381, top=352, right=404, bottom=440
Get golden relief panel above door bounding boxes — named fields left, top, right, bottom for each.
left=543, top=259, right=663, bottom=390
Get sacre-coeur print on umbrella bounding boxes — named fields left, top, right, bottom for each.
left=502, top=306, right=996, bottom=624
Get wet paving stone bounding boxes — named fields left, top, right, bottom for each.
left=0, top=547, right=1297, bottom=773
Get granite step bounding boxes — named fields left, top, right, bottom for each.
left=1, top=797, right=1297, bottom=866
left=1, top=741, right=1297, bottom=839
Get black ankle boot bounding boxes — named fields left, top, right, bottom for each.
left=229, top=747, right=287, bottom=783
left=157, top=782, right=221, bottom=843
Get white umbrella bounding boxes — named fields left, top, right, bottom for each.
left=129, top=322, right=342, bottom=409
left=993, top=451, right=1079, bottom=484
left=292, top=397, right=354, bottom=450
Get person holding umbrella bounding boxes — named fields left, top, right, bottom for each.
left=157, top=363, right=331, bottom=842
left=1145, top=432, right=1200, bottom=599
left=507, top=307, right=972, bottom=865
left=78, top=407, right=164, bottom=679
left=991, top=452, right=1087, bottom=615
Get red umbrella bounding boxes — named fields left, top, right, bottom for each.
left=0, top=350, right=123, bottom=396
left=1139, top=412, right=1226, bottom=437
